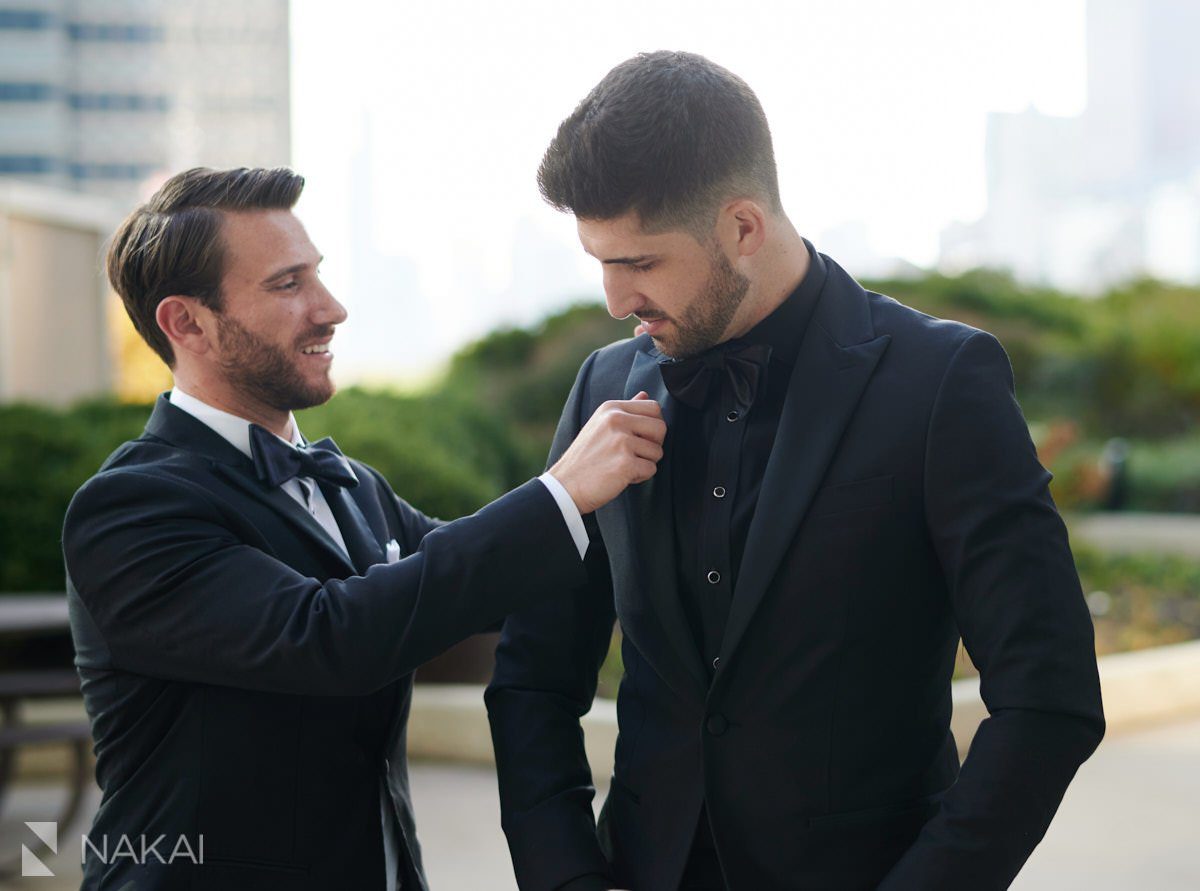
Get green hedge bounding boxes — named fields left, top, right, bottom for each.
left=3, top=270, right=1198, bottom=592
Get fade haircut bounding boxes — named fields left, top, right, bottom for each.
left=106, top=166, right=305, bottom=367
left=537, top=51, right=782, bottom=237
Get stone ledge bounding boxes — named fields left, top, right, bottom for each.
left=408, top=639, right=1200, bottom=780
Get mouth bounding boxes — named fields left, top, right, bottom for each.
left=637, top=317, right=669, bottom=337
left=299, top=339, right=333, bottom=362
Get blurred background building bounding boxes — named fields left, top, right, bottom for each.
left=941, top=0, right=1200, bottom=292
left=0, top=0, right=290, bottom=403
left=0, top=0, right=290, bottom=204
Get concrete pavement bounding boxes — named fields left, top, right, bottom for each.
left=1069, top=512, right=1200, bottom=559
left=413, top=720, right=1200, bottom=890
left=3, top=717, right=1198, bottom=889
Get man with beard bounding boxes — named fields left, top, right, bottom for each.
left=486, top=52, right=1105, bottom=890
left=63, top=166, right=665, bottom=890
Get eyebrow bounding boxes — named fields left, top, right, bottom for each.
left=600, top=254, right=655, bottom=266
left=260, top=255, right=323, bottom=286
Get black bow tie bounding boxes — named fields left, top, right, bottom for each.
left=658, top=341, right=772, bottom=411
left=249, top=424, right=359, bottom=490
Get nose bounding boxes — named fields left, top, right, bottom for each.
left=602, top=266, right=644, bottom=321
left=313, top=278, right=348, bottom=326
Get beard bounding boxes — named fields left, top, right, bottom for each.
left=215, top=313, right=335, bottom=412
left=655, top=244, right=750, bottom=359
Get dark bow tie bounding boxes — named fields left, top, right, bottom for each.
left=249, top=424, right=358, bottom=490
left=658, top=341, right=772, bottom=411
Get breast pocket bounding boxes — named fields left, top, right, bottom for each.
left=807, top=475, right=895, bottom=519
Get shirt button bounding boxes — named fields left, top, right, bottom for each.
left=726, top=410, right=740, bottom=422
left=707, top=570, right=721, bottom=585
left=712, top=486, right=726, bottom=498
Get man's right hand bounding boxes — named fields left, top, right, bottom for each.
left=548, top=391, right=665, bottom=514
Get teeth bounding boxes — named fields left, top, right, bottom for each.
left=301, top=344, right=330, bottom=354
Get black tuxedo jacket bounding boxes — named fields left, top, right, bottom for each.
left=63, top=395, right=584, bottom=890
left=487, top=252, right=1105, bottom=891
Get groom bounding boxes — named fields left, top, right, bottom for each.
left=63, top=166, right=665, bottom=890
left=487, top=52, right=1105, bottom=890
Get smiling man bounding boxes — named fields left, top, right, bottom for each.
left=486, top=52, right=1105, bottom=891
left=63, top=166, right=665, bottom=890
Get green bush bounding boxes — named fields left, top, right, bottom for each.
left=3, top=269, right=1198, bottom=594
left=1074, top=545, right=1200, bottom=654
left=0, top=399, right=149, bottom=591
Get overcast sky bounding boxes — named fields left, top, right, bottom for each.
left=290, top=0, right=1086, bottom=381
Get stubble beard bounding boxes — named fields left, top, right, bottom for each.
left=215, top=313, right=335, bottom=413
left=655, top=246, right=751, bottom=360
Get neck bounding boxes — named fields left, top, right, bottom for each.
left=724, top=221, right=810, bottom=341
left=173, top=371, right=294, bottom=440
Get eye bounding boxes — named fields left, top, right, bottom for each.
left=631, top=262, right=656, bottom=273
left=273, top=279, right=300, bottom=291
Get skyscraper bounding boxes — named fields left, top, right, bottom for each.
left=940, top=0, right=1200, bottom=291
left=0, top=0, right=291, bottom=404
left=0, top=0, right=290, bottom=204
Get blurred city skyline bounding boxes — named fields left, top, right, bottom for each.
left=291, top=0, right=1100, bottom=381
left=5, top=1, right=1200, bottom=391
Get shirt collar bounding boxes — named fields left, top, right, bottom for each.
left=737, top=237, right=827, bottom=367
left=168, top=386, right=303, bottom=459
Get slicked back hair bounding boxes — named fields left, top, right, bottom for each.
left=106, top=166, right=305, bottom=366
left=537, top=51, right=782, bottom=237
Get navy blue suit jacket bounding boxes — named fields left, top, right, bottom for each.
left=487, top=251, right=1104, bottom=891
left=64, top=395, right=584, bottom=890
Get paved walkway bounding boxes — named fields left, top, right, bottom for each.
left=1069, top=512, right=1200, bottom=558
left=2, top=718, right=1198, bottom=889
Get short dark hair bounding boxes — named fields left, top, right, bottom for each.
left=537, top=51, right=782, bottom=235
left=106, top=166, right=305, bottom=366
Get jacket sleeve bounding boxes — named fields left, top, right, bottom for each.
left=63, top=473, right=585, bottom=697
left=880, top=331, right=1105, bottom=890
left=486, top=350, right=619, bottom=891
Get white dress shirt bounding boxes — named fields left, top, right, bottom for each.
left=167, top=387, right=586, bottom=888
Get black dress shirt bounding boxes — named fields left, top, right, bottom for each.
left=671, top=242, right=827, bottom=677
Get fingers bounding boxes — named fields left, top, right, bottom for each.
left=624, top=413, right=667, bottom=444
left=630, top=457, right=658, bottom=483
left=606, top=395, right=662, bottom=418
left=630, top=435, right=664, bottom=463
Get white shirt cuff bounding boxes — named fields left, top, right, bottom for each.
left=537, top=472, right=589, bottom=560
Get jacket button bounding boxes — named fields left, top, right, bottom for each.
left=726, top=410, right=740, bottom=422
left=712, top=657, right=721, bottom=671
left=706, top=714, right=729, bottom=736
left=707, top=570, right=721, bottom=584
left=712, top=486, right=726, bottom=498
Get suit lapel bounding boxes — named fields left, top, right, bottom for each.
left=614, top=346, right=709, bottom=700
left=719, top=261, right=891, bottom=666
left=213, top=465, right=359, bottom=576
left=143, top=395, right=359, bottom=576
left=322, top=479, right=388, bottom=574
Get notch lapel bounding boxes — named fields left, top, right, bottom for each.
left=322, top=479, right=388, bottom=574
left=605, top=345, right=708, bottom=703
left=213, top=465, right=359, bottom=576
left=144, top=393, right=360, bottom=576
left=719, top=264, right=891, bottom=667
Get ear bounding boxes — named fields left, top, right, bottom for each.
left=721, top=199, right=768, bottom=259
left=156, top=296, right=215, bottom=359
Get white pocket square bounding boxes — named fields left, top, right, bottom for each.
left=384, top=539, right=402, bottom=564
